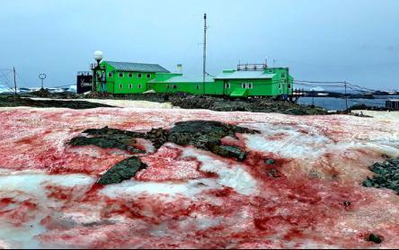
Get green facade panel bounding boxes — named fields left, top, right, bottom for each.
left=92, top=61, right=294, bottom=98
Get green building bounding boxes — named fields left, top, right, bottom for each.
left=212, top=67, right=294, bottom=97
left=95, top=61, right=170, bottom=94
left=148, top=73, right=214, bottom=95
left=148, top=65, right=293, bottom=97
left=90, top=61, right=294, bottom=98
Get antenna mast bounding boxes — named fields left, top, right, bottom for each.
left=203, top=13, right=207, bottom=94
left=13, top=67, right=17, bottom=95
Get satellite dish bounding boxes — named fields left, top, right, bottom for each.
left=93, top=50, right=104, bottom=62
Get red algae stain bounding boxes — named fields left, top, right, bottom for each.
left=0, top=198, right=15, bottom=209
left=137, top=145, right=211, bottom=182
left=0, top=199, right=38, bottom=226
left=45, top=185, right=77, bottom=201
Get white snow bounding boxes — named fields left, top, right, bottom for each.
left=183, top=148, right=258, bottom=195
left=100, top=178, right=221, bottom=199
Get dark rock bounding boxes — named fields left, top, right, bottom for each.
left=168, top=120, right=257, bottom=160
left=69, top=136, right=144, bottom=154
left=363, top=158, right=399, bottom=194
left=168, top=94, right=328, bottom=116
left=268, top=168, right=280, bottom=178
left=145, top=128, right=169, bottom=149
left=343, top=201, right=351, bottom=207
left=265, top=159, right=276, bottom=165
left=98, top=157, right=147, bottom=185
left=366, top=233, right=383, bottom=244
left=0, top=96, right=114, bottom=109
left=210, top=145, right=247, bottom=162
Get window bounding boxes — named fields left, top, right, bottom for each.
left=138, top=73, right=142, bottom=78
left=167, top=85, right=170, bottom=89
left=196, top=85, right=200, bottom=90
left=281, top=73, right=286, bottom=78
left=147, top=74, right=151, bottom=79
left=128, top=73, right=133, bottom=78
left=108, top=72, right=113, bottom=77
left=173, top=85, right=177, bottom=89
left=119, top=72, right=124, bottom=78
left=129, top=84, right=132, bottom=89
left=225, top=82, right=230, bottom=89
left=242, top=83, right=246, bottom=88
left=138, top=84, right=142, bottom=89
left=119, top=84, right=123, bottom=89
left=288, top=83, right=291, bottom=89
left=248, top=83, right=253, bottom=89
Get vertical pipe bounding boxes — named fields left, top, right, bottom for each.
left=203, top=13, right=207, bottom=95
left=345, top=81, right=348, bottom=112
left=13, top=67, right=17, bottom=95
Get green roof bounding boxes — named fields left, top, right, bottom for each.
left=150, top=75, right=214, bottom=83
left=215, top=71, right=275, bottom=80
left=105, top=61, right=170, bottom=73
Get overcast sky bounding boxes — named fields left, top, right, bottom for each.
left=0, top=0, right=398, bottom=90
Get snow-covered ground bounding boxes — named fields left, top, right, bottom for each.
left=0, top=105, right=399, bottom=248
left=28, top=98, right=174, bottom=109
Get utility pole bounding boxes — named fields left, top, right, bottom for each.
left=203, top=13, right=207, bottom=95
left=13, top=67, right=17, bottom=95
left=344, top=81, right=348, bottom=113
left=311, top=89, right=315, bottom=108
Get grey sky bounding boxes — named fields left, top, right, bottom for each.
left=0, top=0, right=398, bottom=90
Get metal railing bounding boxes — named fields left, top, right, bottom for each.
left=237, top=63, right=268, bottom=71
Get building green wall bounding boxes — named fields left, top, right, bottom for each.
left=98, top=62, right=156, bottom=94
left=94, top=63, right=294, bottom=97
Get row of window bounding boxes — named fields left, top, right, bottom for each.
left=165, top=85, right=201, bottom=90
left=109, top=72, right=152, bottom=79
left=224, top=82, right=253, bottom=89
left=119, top=84, right=142, bottom=89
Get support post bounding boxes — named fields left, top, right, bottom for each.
left=344, top=81, right=348, bottom=113
left=203, top=13, right=207, bottom=95
left=13, top=67, right=17, bottom=95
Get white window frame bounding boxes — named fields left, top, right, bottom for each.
left=242, top=83, right=246, bottom=88
left=146, top=73, right=151, bottom=79
left=119, top=84, right=123, bottom=89
left=108, top=72, right=113, bottom=77
left=129, top=84, right=132, bottom=89
left=248, top=83, right=253, bottom=89
left=119, top=72, right=124, bottom=78
left=138, top=84, right=142, bottom=89
left=128, top=73, right=133, bottom=78
left=138, top=73, right=142, bottom=78
left=225, top=82, right=230, bottom=89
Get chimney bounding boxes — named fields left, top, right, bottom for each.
left=177, top=64, right=183, bottom=74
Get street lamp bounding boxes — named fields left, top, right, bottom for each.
left=92, top=50, right=103, bottom=92
left=38, top=73, right=47, bottom=89
left=94, top=50, right=103, bottom=66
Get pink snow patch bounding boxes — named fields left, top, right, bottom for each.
left=137, top=145, right=214, bottom=182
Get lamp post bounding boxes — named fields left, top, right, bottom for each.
left=93, top=50, right=103, bottom=92
left=38, top=73, right=47, bottom=89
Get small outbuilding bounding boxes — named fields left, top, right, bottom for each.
left=386, top=99, right=399, bottom=110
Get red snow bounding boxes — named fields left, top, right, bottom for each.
left=137, top=145, right=212, bottom=182
left=0, top=107, right=399, bottom=248
left=0, top=199, right=38, bottom=227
